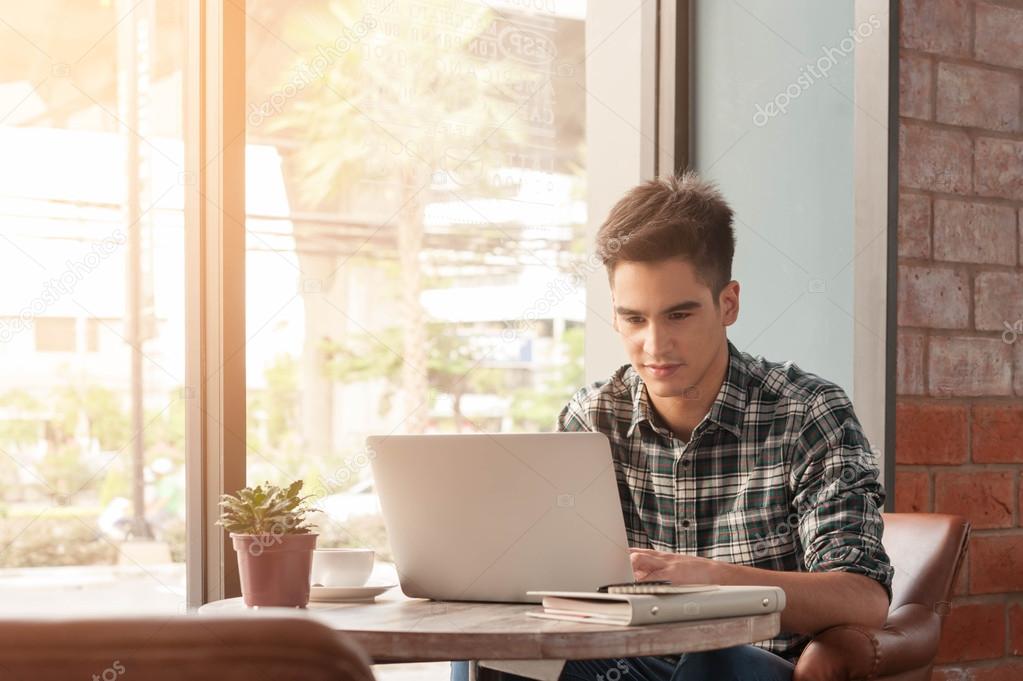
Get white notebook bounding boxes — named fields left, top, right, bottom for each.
left=526, top=585, right=786, bottom=626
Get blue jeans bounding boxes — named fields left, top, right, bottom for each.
left=450, top=645, right=793, bottom=680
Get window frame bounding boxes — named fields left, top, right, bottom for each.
left=184, top=0, right=247, bottom=607
left=593, top=0, right=896, bottom=503
left=183, top=0, right=897, bottom=608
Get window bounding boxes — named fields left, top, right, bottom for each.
left=0, top=0, right=187, bottom=615
left=243, top=1, right=589, bottom=676
left=1, top=0, right=668, bottom=636
left=243, top=0, right=587, bottom=544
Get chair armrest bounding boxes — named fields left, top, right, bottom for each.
left=793, top=603, right=942, bottom=681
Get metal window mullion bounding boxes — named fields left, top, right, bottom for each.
left=656, top=0, right=690, bottom=176
left=185, top=0, right=246, bottom=610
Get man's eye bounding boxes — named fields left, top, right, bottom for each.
left=669, top=313, right=690, bottom=320
left=626, top=317, right=644, bottom=324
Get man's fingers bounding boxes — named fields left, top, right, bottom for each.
left=628, top=548, right=658, bottom=554
left=630, top=552, right=665, bottom=573
left=632, top=566, right=670, bottom=582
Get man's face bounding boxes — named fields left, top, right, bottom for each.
left=611, top=258, right=739, bottom=398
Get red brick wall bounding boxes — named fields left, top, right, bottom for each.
left=896, top=1, right=1023, bottom=678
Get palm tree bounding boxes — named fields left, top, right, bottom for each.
left=256, top=0, right=540, bottom=436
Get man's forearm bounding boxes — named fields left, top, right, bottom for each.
left=713, top=563, right=889, bottom=635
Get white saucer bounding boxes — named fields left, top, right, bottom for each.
left=309, top=583, right=398, bottom=602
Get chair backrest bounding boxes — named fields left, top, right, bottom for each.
left=882, top=512, right=970, bottom=612
left=0, top=615, right=375, bottom=681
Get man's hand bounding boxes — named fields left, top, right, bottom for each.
left=628, top=547, right=889, bottom=634
left=629, top=548, right=721, bottom=584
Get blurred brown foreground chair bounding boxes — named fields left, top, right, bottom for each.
left=795, top=513, right=970, bottom=681
left=0, top=615, right=375, bottom=681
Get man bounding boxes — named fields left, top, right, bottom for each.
left=451, top=172, right=892, bottom=681
left=554, top=172, right=892, bottom=680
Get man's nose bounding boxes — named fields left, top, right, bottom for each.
left=643, top=322, right=672, bottom=357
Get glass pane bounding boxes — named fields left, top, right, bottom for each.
left=692, top=0, right=861, bottom=393
left=245, top=1, right=587, bottom=676
left=0, top=0, right=187, bottom=615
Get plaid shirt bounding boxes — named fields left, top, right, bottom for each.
left=556, top=339, right=893, bottom=660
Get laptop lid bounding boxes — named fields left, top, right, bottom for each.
left=367, top=432, right=634, bottom=603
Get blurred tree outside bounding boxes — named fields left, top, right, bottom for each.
left=321, top=322, right=506, bottom=432
left=0, top=382, right=187, bottom=566
left=252, top=0, right=539, bottom=449
left=510, top=324, right=584, bottom=430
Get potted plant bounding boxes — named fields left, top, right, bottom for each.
left=217, top=480, right=318, bottom=607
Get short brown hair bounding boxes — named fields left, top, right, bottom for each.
left=596, top=171, right=736, bottom=300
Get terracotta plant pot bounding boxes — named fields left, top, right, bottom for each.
left=231, top=532, right=318, bottom=607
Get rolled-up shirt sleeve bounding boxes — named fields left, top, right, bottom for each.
left=789, top=387, right=895, bottom=601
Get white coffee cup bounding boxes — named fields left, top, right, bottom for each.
left=310, top=548, right=375, bottom=587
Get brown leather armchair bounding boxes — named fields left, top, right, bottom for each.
left=0, top=615, right=375, bottom=681
left=794, top=513, right=971, bottom=681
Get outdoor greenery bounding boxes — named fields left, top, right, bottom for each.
left=0, top=510, right=116, bottom=568
left=1, top=0, right=587, bottom=574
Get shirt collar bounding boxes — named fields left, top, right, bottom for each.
left=626, top=339, right=748, bottom=440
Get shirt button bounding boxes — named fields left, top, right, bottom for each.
left=681, top=458, right=690, bottom=467
left=681, top=519, right=691, bottom=529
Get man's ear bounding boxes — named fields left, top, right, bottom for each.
left=720, top=280, right=740, bottom=326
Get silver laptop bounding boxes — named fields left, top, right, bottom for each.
left=367, top=432, right=634, bottom=603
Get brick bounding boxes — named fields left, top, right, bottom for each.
left=898, top=265, right=970, bottom=329
left=1011, top=600, right=1023, bottom=656
left=936, top=63, right=1021, bottom=133
left=971, top=660, right=1023, bottom=681
left=934, top=471, right=1014, bottom=529
left=929, top=336, right=1013, bottom=397
left=900, top=193, right=932, bottom=259
left=934, top=199, right=1017, bottom=266
left=900, top=0, right=971, bottom=57
left=936, top=601, right=1005, bottom=662
left=900, top=123, right=972, bottom=194
left=901, top=52, right=933, bottom=120
left=898, top=332, right=927, bottom=395
left=970, top=534, right=1023, bottom=593
left=975, top=137, right=1023, bottom=201
left=972, top=404, right=1023, bottom=463
left=975, top=2, right=1023, bottom=70
left=895, top=470, right=930, bottom=512
left=975, top=272, right=1023, bottom=332
left=896, top=403, right=968, bottom=464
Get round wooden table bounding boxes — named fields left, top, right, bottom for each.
left=198, top=589, right=781, bottom=664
